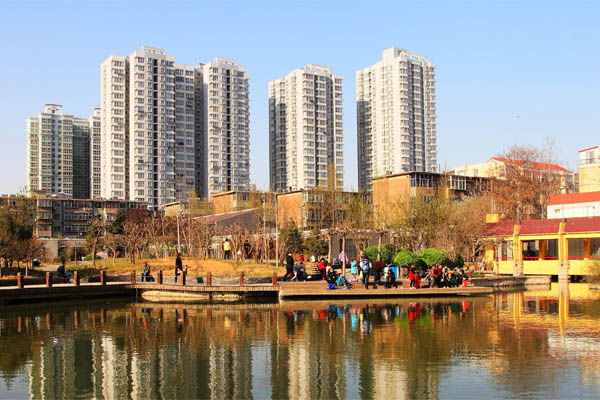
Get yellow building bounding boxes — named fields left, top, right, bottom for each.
left=578, top=146, right=600, bottom=193
left=277, top=189, right=371, bottom=231
left=371, top=171, right=490, bottom=226
left=482, top=214, right=600, bottom=278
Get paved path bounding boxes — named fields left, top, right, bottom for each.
left=277, top=281, right=493, bottom=299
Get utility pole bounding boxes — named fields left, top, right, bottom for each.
left=275, top=194, right=279, bottom=267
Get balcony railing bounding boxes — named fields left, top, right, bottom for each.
left=579, top=158, right=600, bottom=165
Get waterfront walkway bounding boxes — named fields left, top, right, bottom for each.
left=0, top=275, right=494, bottom=304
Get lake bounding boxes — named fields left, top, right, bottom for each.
left=1, top=283, right=599, bottom=399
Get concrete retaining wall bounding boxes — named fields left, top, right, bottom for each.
left=470, top=275, right=551, bottom=288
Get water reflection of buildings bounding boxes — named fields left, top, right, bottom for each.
left=6, top=288, right=600, bottom=399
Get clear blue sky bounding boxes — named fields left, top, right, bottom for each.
left=1, top=0, right=598, bottom=194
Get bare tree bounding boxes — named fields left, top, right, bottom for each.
left=123, top=209, right=150, bottom=263
left=225, top=223, right=248, bottom=263
left=86, top=217, right=104, bottom=267
left=104, top=233, right=127, bottom=266
left=492, top=141, right=567, bottom=220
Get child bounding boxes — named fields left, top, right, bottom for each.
left=350, top=258, right=359, bottom=281
left=414, top=272, right=421, bottom=289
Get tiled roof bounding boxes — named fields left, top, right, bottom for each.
left=483, top=216, right=600, bottom=236
left=481, top=221, right=515, bottom=237
left=564, top=216, right=600, bottom=234
left=519, top=219, right=562, bottom=235
left=490, top=157, right=569, bottom=172
left=197, top=208, right=257, bottom=225
left=578, top=146, right=598, bottom=153
left=548, top=191, right=600, bottom=206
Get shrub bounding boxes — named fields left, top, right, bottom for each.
left=364, top=244, right=397, bottom=264
left=393, top=250, right=423, bottom=268
left=446, top=251, right=465, bottom=268
left=83, top=254, right=101, bottom=261
left=417, top=248, right=449, bottom=267
left=585, top=259, right=600, bottom=284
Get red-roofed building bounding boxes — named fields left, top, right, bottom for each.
left=547, top=191, right=600, bottom=218
left=453, top=157, right=575, bottom=190
left=482, top=215, right=600, bottom=278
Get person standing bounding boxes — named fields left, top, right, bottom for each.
left=284, top=252, right=294, bottom=281
left=223, top=239, right=232, bottom=260
left=360, top=255, right=372, bottom=289
left=409, top=265, right=416, bottom=288
left=175, top=253, right=183, bottom=283
left=350, top=258, right=359, bottom=282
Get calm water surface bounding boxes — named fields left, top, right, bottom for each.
left=1, top=283, right=599, bottom=399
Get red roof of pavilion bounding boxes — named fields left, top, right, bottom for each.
left=482, top=216, right=600, bottom=237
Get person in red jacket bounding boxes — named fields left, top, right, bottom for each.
left=409, top=265, right=416, bottom=288
left=415, top=272, right=421, bottom=289
left=318, top=258, right=327, bottom=279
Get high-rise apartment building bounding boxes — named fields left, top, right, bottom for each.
left=89, top=108, right=101, bottom=198
left=101, top=47, right=249, bottom=207
left=269, top=65, right=344, bottom=192
left=201, top=58, right=250, bottom=196
left=26, top=104, right=96, bottom=198
left=356, top=47, right=437, bottom=191
left=101, top=55, right=128, bottom=201
left=101, top=47, right=199, bottom=208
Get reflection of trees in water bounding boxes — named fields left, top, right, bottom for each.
left=0, top=296, right=599, bottom=399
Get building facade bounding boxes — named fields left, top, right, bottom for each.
left=356, top=48, right=437, bottom=191
left=27, top=104, right=97, bottom=199
left=578, top=146, right=600, bottom=193
left=371, top=171, right=490, bottom=226
left=547, top=191, right=600, bottom=218
left=89, top=108, right=102, bottom=198
left=482, top=215, right=600, bottom=277
left=201, top=58, right=250, bottom=197
left=101, top=48, right=249, bottom=206
left=0, top=195, right=146, bottom=239
left=269, top=65, right=344, bottom=192
left=453, top=157, right=575, bottom=190
left=101, top=46, right=202, bottom=208
left=277, top=189, right=370, bottom=231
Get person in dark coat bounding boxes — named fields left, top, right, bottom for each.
left=284, top=252, right=294, bottom=281
left=175, top=253, right=183, bottom=283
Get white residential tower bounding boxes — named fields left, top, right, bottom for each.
left=356, top=47, right=437, bottom=191
left=269, top=65, right=344, bottom=191
left=26, top=104, right=96, bottom=198
left=201, top=58, right=250, bottom=197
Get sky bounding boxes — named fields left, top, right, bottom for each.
left=0, top=0, right=598, bottom=194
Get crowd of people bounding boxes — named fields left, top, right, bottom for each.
left=282, top=251, right=470, bottom=290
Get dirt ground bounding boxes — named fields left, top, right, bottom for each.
left=55, top=257, right=282, bottom=278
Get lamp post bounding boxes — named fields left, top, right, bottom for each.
left=262, top=193, right=267, bottom=266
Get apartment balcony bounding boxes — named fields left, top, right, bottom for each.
left=579, top=158, right=600, bottom=166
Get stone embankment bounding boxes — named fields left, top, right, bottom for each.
left=470, top=275, right=551, bottom=288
